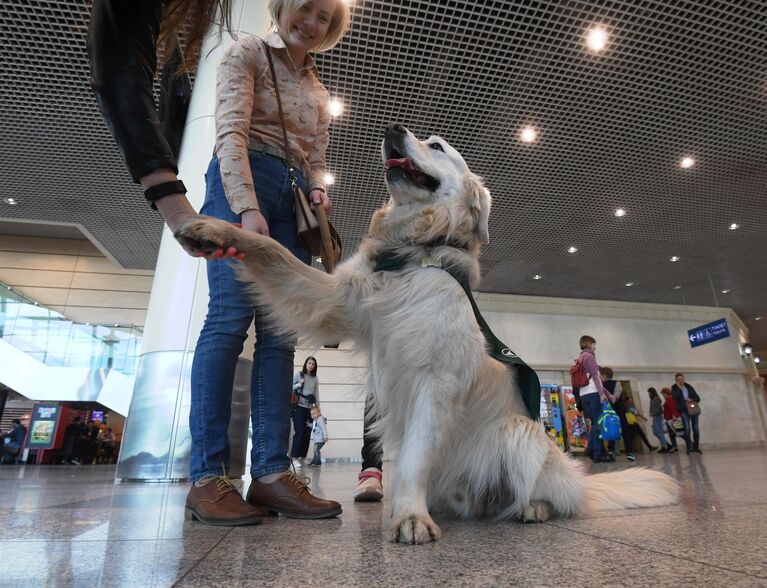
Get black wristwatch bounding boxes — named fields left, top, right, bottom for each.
left=144, top=180, right=187, bottom=210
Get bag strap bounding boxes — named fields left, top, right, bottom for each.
left=262, top=40, right=298, bottom=187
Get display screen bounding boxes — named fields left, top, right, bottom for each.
left=26, top=403, right=60, bottom=448
left=30, top=420, right=55, bottom=444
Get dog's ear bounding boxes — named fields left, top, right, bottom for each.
left=467, top=175, right=491, bottom=244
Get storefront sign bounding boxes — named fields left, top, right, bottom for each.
left=688, top=318, right=730, bottom=348
left=26, top=403, right=60, bottom=449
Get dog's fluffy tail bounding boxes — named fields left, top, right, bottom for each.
left=582, top=468, right=679, bottom=513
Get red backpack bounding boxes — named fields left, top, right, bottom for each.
left=570, top=353, right=590, bottom=388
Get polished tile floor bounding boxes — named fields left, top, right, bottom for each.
left=1, top=449, right=766, bottom=587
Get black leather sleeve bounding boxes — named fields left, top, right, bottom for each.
left=87, top=0, right=179, bottom=183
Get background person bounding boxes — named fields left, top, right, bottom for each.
left=577, top=336, right=615, bottom=463
left=624, top=396, right=657, bottom=457
left=648, top=387, right=671, bottom=453
left=599, top=366, right=630, bottom=462
left=291, top=357, right=321, bottom=465
left=662, top=387, right=686, bottom=454
left=1, top=419, right=27, bottom=464
left=188, top=0, right=349, bottom=525
left=354, top=394, right=384, bottom=501
left=671, top=373, right=702, bottom=454
left=308, top=406, right=328, bottom=467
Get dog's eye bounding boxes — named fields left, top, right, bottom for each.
left=428, top=142, right=444, bottom=152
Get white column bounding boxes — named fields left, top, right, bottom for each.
left=117, top=1, right=271, bottom=481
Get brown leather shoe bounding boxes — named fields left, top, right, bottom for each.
left=246, top=472, right=342, bottom=519
left=185, top=476, right=263, bottom=526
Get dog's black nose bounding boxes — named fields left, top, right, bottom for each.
left=388, top=124, right=407, bottom=134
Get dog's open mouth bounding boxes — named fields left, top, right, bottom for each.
left=385, top=149, right=440, bottom=191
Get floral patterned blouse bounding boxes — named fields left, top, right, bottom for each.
left=215, top=32, right=331, bottom=214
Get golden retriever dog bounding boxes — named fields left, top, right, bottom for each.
left=176, top=124, right=678, bottom=545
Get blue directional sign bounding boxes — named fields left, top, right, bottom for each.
left=688, top=318, right=730, bottom=348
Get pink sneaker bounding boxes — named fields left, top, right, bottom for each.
left=353, top=467, right=383, bottom=502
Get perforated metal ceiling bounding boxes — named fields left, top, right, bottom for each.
left=1, top=1, right=766, bottom=354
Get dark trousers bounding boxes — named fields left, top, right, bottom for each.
left=629, top=423, right=654, bottom=450
left=290, top=406, right=312, bottom=458
left=361, top=394, right=383, bottom=471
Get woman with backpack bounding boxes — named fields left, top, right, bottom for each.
left=573, top=335, right=615, bottom=463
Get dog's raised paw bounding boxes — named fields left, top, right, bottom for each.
left=385, top=514, right=442, bottom=545
left=174, top=217, right=238, bottom=255
left=519, top=500, right=554, bottom=524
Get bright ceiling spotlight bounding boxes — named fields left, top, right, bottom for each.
left=328, top=98, right=343, bottom=117
left=729, top=222, right=740, bottom=230
left=755, top=356, right=762, bottom=365
left=679, top=156, right=695, bottom=169
left=533, top=274, right=542, bottom=280
left=743, top=343, right=754, bottom=355
left=567, top=246, right=578, bottom=253
left=3, top=197, right=17, bottom=205
left=614, top=208, right=626, bottom=217
left=519, top=125, right=538, bottom=143
left=625, top=282, right=635, bottom=287
left=756, top=316, right=763, bottom=321
left=721, top=289, right=730, bottom=294
left=323, top=173, right=336, bottom=185
left=670, top=256, right=680, bottom=262
left=585, top=26, right=609, bottom=52
left=672, top=285, right=682, bottom=290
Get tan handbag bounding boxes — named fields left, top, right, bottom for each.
left=263, top=41, right=342, bottom=272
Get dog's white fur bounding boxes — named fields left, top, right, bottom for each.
left=178, top=127, right=679, bottom=544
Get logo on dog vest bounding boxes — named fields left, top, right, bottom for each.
left=501, top=348, right=517, bottom=358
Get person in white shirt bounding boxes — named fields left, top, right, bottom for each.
left=308, top=407, right=328, bottom=467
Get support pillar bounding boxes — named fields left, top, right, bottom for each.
left=116, top=2, right=271, bottom=481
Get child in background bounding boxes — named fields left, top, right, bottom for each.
left=309, top=407, right=328, bottom=467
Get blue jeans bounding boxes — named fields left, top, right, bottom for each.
left=189, top=151, right=311, bottom=482
left=581, top=393, right=602, bottom=458
left=681, top=411, right=700, bottom=450
left=651, top=414, right=669, bottom=448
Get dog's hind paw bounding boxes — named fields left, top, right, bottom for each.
left=386, top=514, right=442, bottom=545
left=174, top=216, right=240, bottom=256
left=518, top=500, right=554, bottom=523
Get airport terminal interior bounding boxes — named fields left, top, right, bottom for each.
left=1, top=0, right=766, bottom=586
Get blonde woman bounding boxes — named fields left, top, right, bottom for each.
left=187, top=0, right=351, bottom=525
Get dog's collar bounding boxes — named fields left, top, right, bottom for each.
left=372, top=237, right=469, bottom=274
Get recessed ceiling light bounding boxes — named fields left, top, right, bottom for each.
left=114, top=323, right=119, bottom=327
left=729, top=223, right=740, bottom=230
left=519, top=125, right=538, bottom=143
left=323, top=173, right=336, bottom=185
left=585, top=26, right=608, bottom=52
left=3, top=197, right=18, bottom=205
left=721, top=289, right=730, bottom=294
left=680, top=156, right=695, bottom=169
left=755, top=316, right=763, bottom=321
left=625, top=282, right=635, bottom=287
left=755, top=356, right=762, bottom=365
left=672, top=285, right=682, bottom=290
left=567, top=246, right=578, bottom=253
left=328, top=98, right=343, bottom=117
left=670, top=256, right=680, bottom=262
left=615, top=208, right=626, bottom=217
left=533, top=274, right=542, bottom=280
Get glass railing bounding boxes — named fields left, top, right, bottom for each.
left=0, top=282, right=142, bottom=376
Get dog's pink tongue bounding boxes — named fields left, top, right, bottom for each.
left=386, top=158, right=414, bottom=170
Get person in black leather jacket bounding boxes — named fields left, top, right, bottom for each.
left=671, top=373, right=702, bottom=454
left=87, top=0, right=240, bottom=258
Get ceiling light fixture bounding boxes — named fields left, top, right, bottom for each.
left=533, top=274, right=542, bottom=280
left=672, top=285, right=682, bottom=290
left=567, top=246, right=578, bottom=253
left=625, top=282, right=635, bottom=287
left=328, top=98, right=343, bottom=117
left=670, top=256, right=680, bottom=262
left=323, top=173, right=336, bottom=185
left=729, top=223, right=740, bottom=230
left=615, top=208, right=626, bottom=217
left=585, top=26, right=608, bottom=52
left=755, top=356, right=762, bottom=365
left=742, top=343, right=754, bottom=355
left=721, top=289, right=730, bottom=294
left=679, top=156, right=695, bottom=169
left=519, top=125, right=538, bottom=143
left=3, top=197, right=17, bottom=205
left=755, top=316, right=763, bottom=321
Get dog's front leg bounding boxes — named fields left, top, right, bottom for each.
left=386, top=393, right=445, bottom=545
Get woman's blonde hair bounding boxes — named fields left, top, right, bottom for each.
left=268, top=0, right=351, bottom=53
